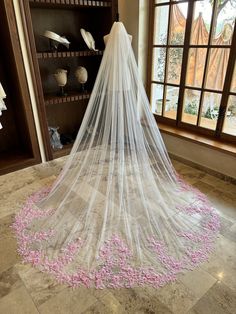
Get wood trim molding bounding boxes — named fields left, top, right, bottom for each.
left=176, top=0, right=194, bottom=125
left=19, top=0, right=53, bottom=160
left=3, top=0, right=41, bottom=163
left=216, top=25, right=236, bottom=136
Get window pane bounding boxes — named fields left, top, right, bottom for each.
left=154, top=5, right=169, bottom=45
left=169, top=3, right=188, bottom=45
left=182, top=89, right=201, bottom=125
left=212, top=1, right=235, bottom=45
left=152, top=48, right=166, bottom=82
left=205, top=48, right=230, bottom=91
left=200, top=92, right=222, bottom=130
left=231, top=62, right=236, bottom=93
left=186, top=48, right=207, bottom=88
left=223, top=95, right=236, bottom=136
left=151, top=84, right=164, bottom=115
left=166, top=48, right=183, bottom=84
left=163, top=85, right=179, bottom=120
left=191, top=0, right=212, bottom=45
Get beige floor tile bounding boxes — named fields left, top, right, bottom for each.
left=174, top=165, right=205, bottom=184
left=0, top=215, right=20, bottom=273
left=0, top=157, right=235, bottom=314
left=0, top=176, right=56, bottom=220
left=146, top=281, right=197, bottom=314
left=0, top=167, right=37, bottom=201
left=222, top=223, right=236, bottom=242
left=15, top=263, right=66, bottom=307
left=218, top=216, right=234, bottom=236
left=179, top=268, right=216, bottom=298
left=115, top=287, right=172, bottom=314
left=201, top=235, right=236, bottom=291
left=32, top=162, right=62, bottom=179
left=188, top=282, right=236, bottom=314
left=96, top=291, right=127, bottom=314
left=192, top=180, right=216, bottom=194
left=0, top=285, right=39, bottom=314
left=201, top=174, right=236, bottom=196
left=207, top=189, right=236, bottom=222
left=38, top=287, right=97, bottom=314
left=81, top=300, right=113, bottom=314
left=0, top=267, right=22, bottom=299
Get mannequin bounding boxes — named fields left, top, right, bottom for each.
left=103, top=22, right=132, bottom=45
left=0, top=82, right=7, bottom=130
left=103, top=22, right=132, bottom=92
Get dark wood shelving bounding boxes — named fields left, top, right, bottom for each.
left=44, top=91, right=90, bottom=105
left=52, top=143, right=74, bottom=159
left=0, top=150, right=36, bottom=176
left=21, top=0, right=117, bottom=160
left=37, top=50, right=103, bottom=59
left=29, top=0, right=112, bottom=8
left=0, top=1, right=41, bottom=175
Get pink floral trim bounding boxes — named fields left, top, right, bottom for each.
left=12, top=179, right=220, bottom=289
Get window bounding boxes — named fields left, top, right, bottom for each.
left=148, top=0, right=236, bottom=143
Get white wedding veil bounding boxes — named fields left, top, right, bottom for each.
left=13, top=22, right=220, bottom=289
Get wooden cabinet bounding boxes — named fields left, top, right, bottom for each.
left=20, top=0, right=118, bottom=160
left=0, top=0, right=41, bottom=175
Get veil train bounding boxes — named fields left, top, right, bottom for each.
left=13, top=22, right=220, bottom=289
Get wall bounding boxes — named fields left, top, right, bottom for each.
left=119, top=0, right=139, bottom=61
left=119, top=0, right=149, bottom=84
left=163, top=133, right=236, bottom=179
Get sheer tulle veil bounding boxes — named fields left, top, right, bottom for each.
left=13, top=22, right=220, bottom=289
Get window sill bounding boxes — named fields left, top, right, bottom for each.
left=157, top=122, right=236, bottom=157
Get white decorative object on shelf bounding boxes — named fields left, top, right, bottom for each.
left=0, top=82, right=7, bottom=130
left=53, top=69, right=68, bottom=86
left=44, top=30, right=70, bottom=49
left=0, top=82, right=6, bottom=99
left=48, top=126, right=63, bottom=150
left=75, top=66, right=88, bottom=84
left=80, top=28, right=98, bottom=51
left=75, top=66, right=88, bottom=92
left=53, top=69, right=68, bottom=96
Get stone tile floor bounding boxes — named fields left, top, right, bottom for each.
left=0, top=158, right=235, bottom=314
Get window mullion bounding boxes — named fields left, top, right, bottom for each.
left=161, top=1, right=173, bottom=116
left=147, top=0, right=155, bottom=101
left=216, top=25, right=236, bottom=137
left=176, top=0, right=194, bottom=126
left=196, top=0, right=218, bottom=128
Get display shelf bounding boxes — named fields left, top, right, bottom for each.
left=44, top=91, right=90, bottom=105
left=0, top=150, right=36, bottom=176
left=37, top=50, right=103, bottom=59
left=0, top=1, right=41, bottom=175
left=21, top=0, right=117, bottom=160
left=29, top=0, right=112, bottom=8
left=52, top=143, right=74, bottom=159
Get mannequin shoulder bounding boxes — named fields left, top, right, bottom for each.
left=103, top=34, right=132, bottom=45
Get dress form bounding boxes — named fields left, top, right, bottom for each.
left=103, top=22, right=132, bottom=45
left=103, top=22, right=132, bottom=92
